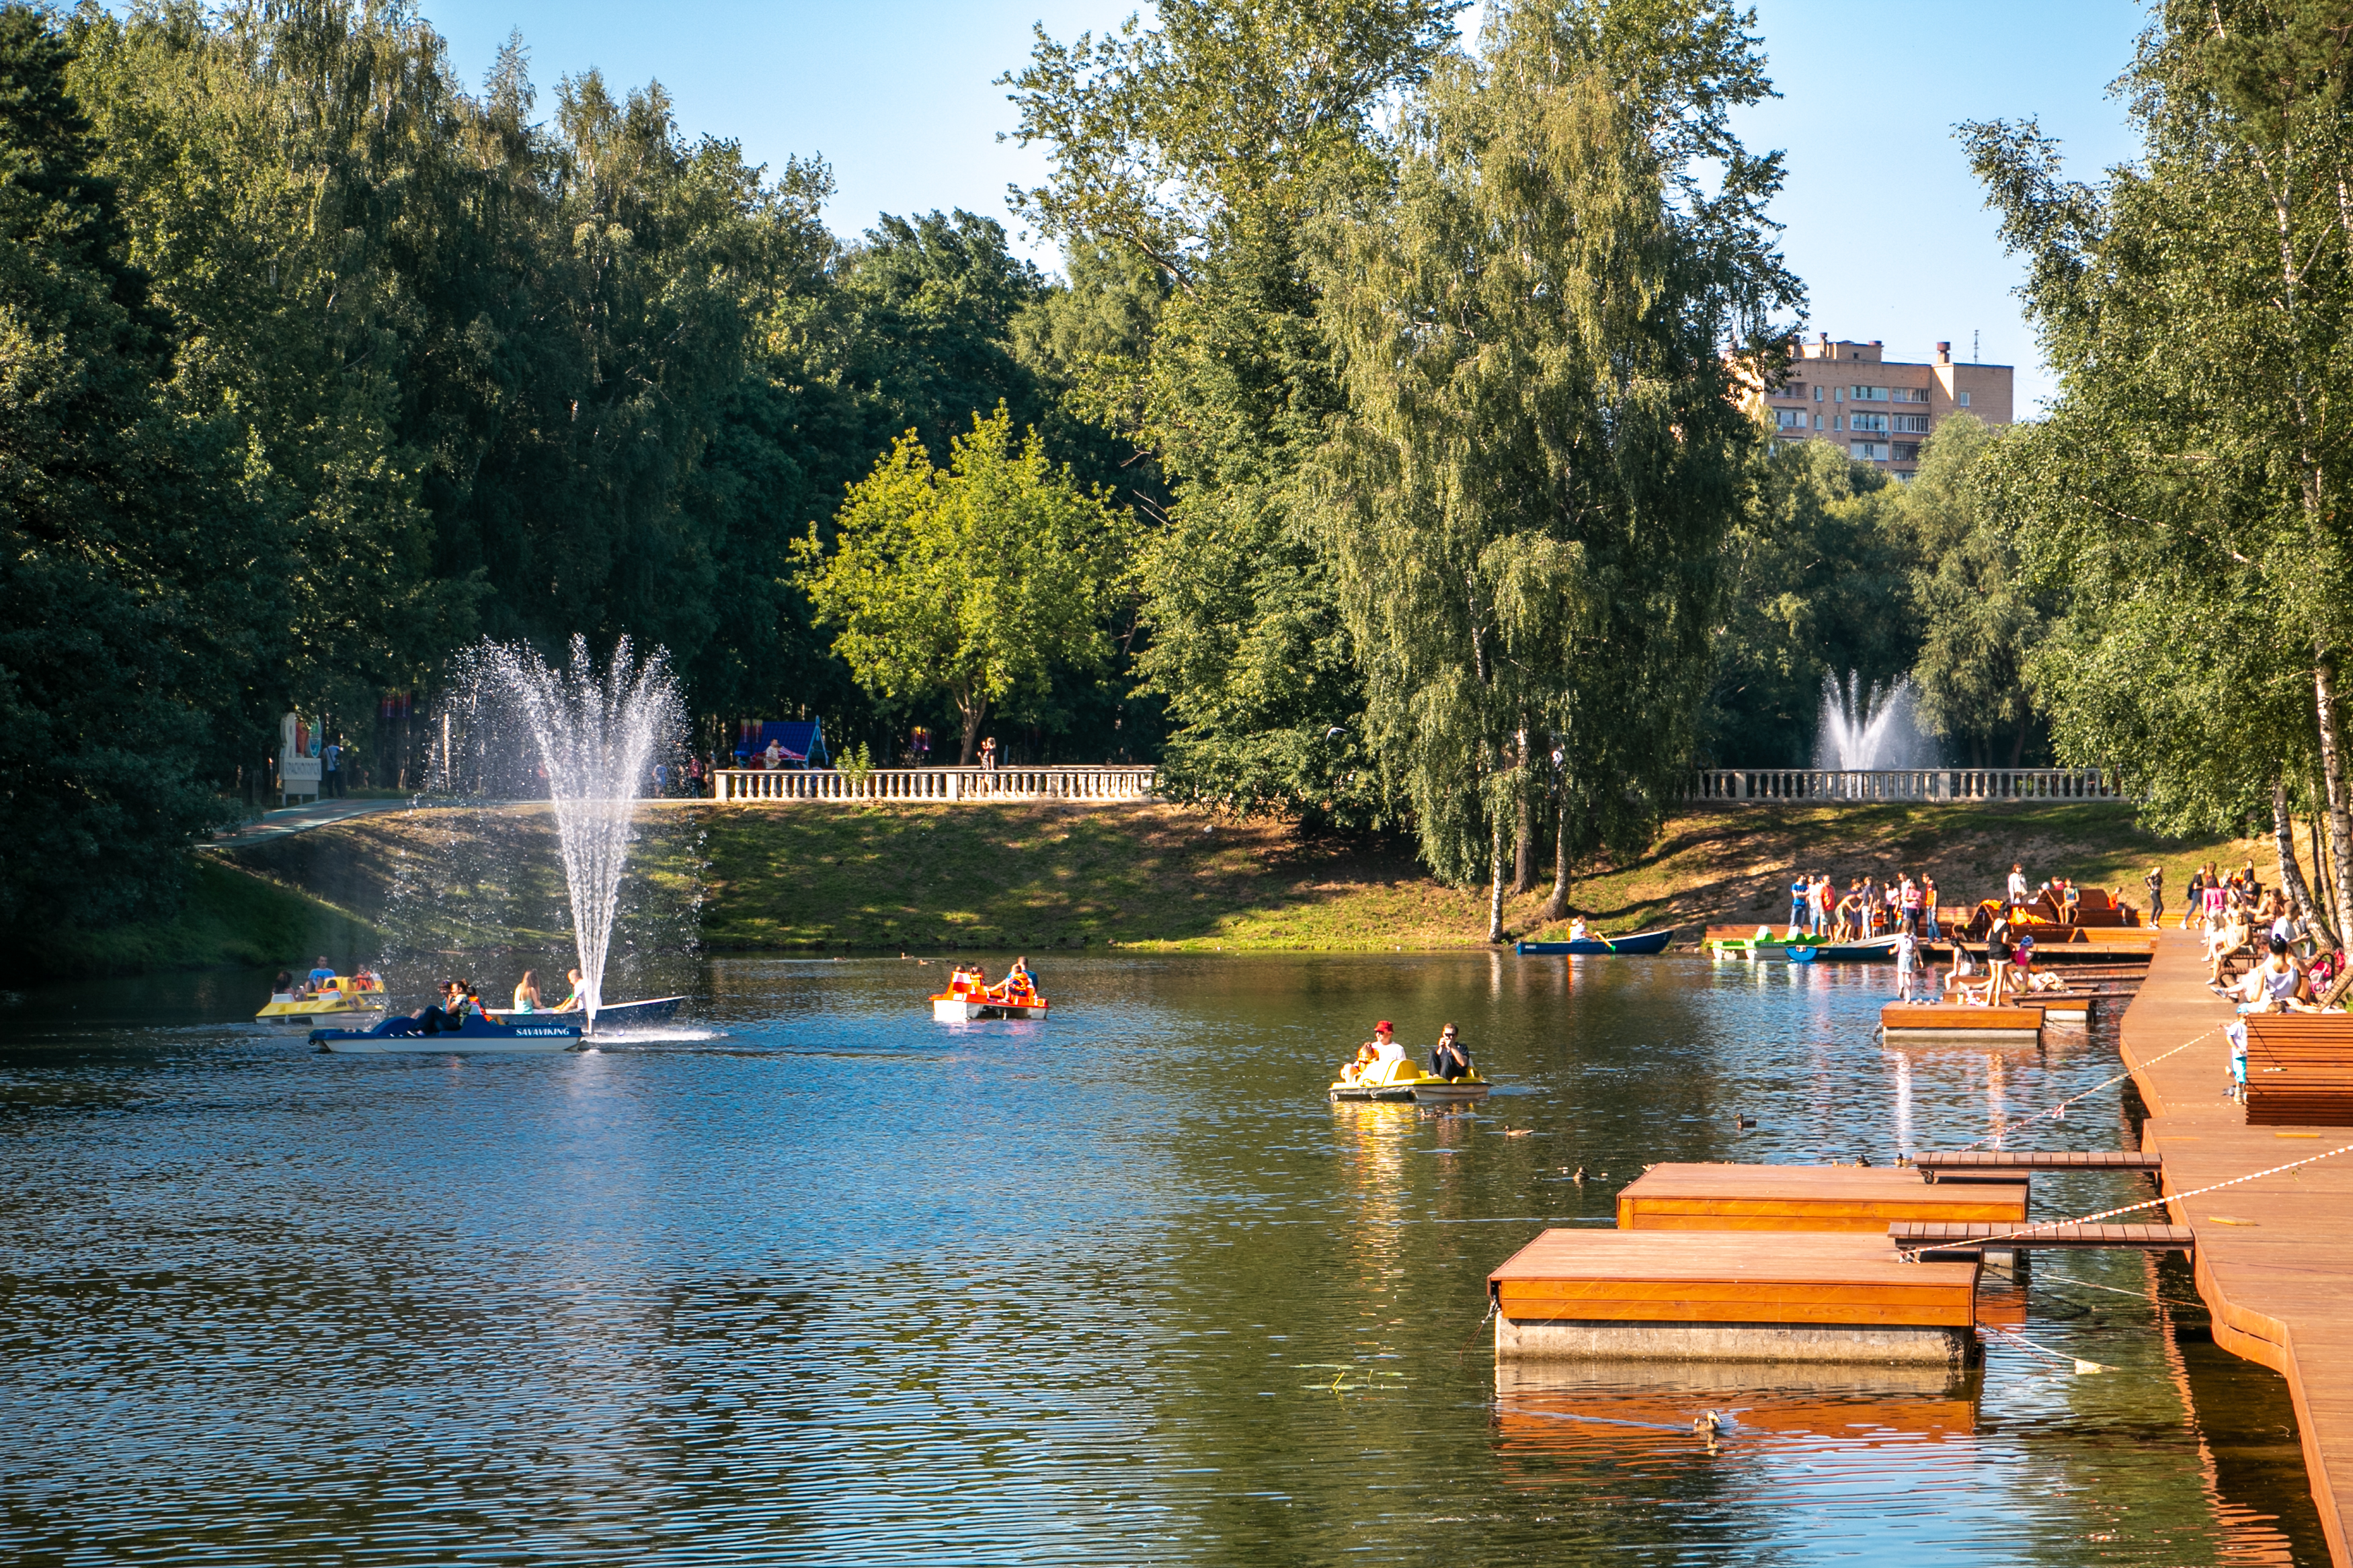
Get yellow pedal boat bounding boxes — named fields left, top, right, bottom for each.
left=1328, top=1055, right=1491, bottom=1104
left=255, top=974, right=388, bottom=1030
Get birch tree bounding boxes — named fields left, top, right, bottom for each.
left=1314, top=0, right=1798, bottom=937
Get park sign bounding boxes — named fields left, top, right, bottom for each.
left=280, top=712, right=322, bottom=804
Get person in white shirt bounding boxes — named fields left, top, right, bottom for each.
left=2005, top=864, right=2030, bottom=905
left=1894, top=927, right=1919, bottom=1002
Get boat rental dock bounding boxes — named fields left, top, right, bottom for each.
left=2121, top=930, right=2353, bottom=1565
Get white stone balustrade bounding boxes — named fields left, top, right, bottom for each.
left=713, top=766, right=1157, bottom=804
left=1686, top=768, right=2126, bottom=803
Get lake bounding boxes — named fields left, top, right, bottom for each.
left=0, top=952, right=2328, bottom=1565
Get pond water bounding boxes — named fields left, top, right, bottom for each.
left=0, top=952, right=2329, bottom=1565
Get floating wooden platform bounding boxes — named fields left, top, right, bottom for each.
left=2120, top=930, right=2353, bottom=1565
left=1880, top=1003, right=2044, bottom=1046
left=1915, top=1149, right=2162, bottom=1178
left=1892, top=1221, right=2196, bottom=1255
left=1489, top=1229, right=1980, bottom=1366
left=2243, top=1015, right=2353, bottom=1126
left=1940, top=985, right=2097, bottom=1023
left=1928, top=940, right=2154, bottom=966
left=1616, top=1163, right=2027, bottom=1233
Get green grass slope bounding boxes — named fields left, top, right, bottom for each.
left=24, top=854, right=381, bottom=978
left=696, top=798, right=2264, bottom=952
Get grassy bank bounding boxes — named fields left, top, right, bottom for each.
left=19, top=797, right=2265, bottom=977
left=694, top=798, right=2262, bottom=952
left=22, top=855, right=381, bottom=979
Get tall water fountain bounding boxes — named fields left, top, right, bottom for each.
left=457, top=635, right=684, bottom=1027
left=1813, top=672, right=1927, bottom=772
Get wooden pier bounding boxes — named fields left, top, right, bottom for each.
left=1890, top=1221, right=2196, bottom=1255
left=1915, top=1149, right=2162, bottom=1178
left=2120, top=930, right=2353, bottom=1565
left=1616, top=1163, right=2026, bottom=1233
left=1488, top=1229, right=1981, bottom=1366
left=1880, top=1003, right=2044, bottom=1046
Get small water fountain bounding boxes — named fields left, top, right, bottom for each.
left=1814, top=673, right=1927, bottom=771
left=462, top=635, right=684, bottom=1028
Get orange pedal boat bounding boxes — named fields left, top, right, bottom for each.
left=930, top=965, right=1050, bottom=1021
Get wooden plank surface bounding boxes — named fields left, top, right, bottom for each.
left=1916, top=1149, right=2162, bottom=1173
left=2120, top=930, right=2353, bottom=1567
left=1880, top=1005, right=2046, bottom=1028
left=1489, top=1228, right=1978, bottom=1328
left=1617, top=1163, right=2026, bottom=1232
left=1888, top=1221, right=2195, bottom=1251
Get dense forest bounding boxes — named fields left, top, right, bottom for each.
left=6, top=0, right=2343, bottom=948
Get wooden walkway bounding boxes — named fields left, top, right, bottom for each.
left=1915, top=1149, right=2162, bottom=1176
left=1889, top=1221, right=2195, bottom=1253
left=2120, top=930, right=2353, bottom=1566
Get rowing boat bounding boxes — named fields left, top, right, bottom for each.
left=1513, top=927, right=1675, bottom=956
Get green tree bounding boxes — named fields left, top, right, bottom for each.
left=1894, top=414, right=2048, bottom=766
left=795, top=408, right=1131, bottom=762
left=1966, top=0, right=2353, bottom=938
left=1704, top=439, right=1912, bottom=767
left=1314, top=0, right=1799, bottom=936
left=1004, top=0, right=1463, bottom=819
left=0, top=3, right=256, bottom=935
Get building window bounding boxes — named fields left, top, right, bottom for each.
left=1958, top=390, right=1972, bottom=408
left=1892, top=413, right=1929, bottom=433
left=1833, top=415, right=1843, bottom=431
left=1892, top=442, right=1921, bottom=462
left=1850, top=441, right=1890, bottom=460
left=1851, top=413, right=1889, bottom=433
left=1812, top=413, right=1823, bottom=429
left=1813, top=385, right=1825, bottom=402
left=1891, top=387, right=1929, bottom=403
left=1776, top=408, right=1805, bottom=429
left=1833, top=386, right=1844, bottom=403
left=1850, top=386, right=1888, bottom=402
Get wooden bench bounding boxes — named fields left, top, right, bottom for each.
left=2242, top=1014, right=2353, bottom=1126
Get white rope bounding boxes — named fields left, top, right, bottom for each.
left=1981, top=1321, right=2110, bottom=1375
left=1940, top=1026, right=2224, bottom=1155
left=1902, top=1136, right=2353, bottom=1259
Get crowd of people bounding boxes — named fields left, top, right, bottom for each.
left=1786, top=870, right=1944, bottom=942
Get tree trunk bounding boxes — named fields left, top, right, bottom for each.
left=958, top=694, right=989, bottom=766
left=1487, top=824, right=1507, bottom=944
left=1538, top=792, right=1572, bottom=924
left=2315, top=657, right=2353, bottom=943
left=2314, top=802, right=2337, bottom=938
left=1512, top=779, right=1538, bottom=895
left=2276, top=780, right=2337, bottom=952
left=2007, top=721, right=2027, bottom=768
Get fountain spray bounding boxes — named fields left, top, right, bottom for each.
left=480, top=636, right=683, bottom=1029
left=1814, top=673, right=1927, bottom=772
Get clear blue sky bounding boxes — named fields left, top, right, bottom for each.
left=415, top=1, right=2151, bottom=409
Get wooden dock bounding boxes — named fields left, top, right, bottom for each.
left=1890, top=1221, right=2196, bottom=1255
left=2120, top=930, right=2353, bottom=1565
left=1616, top=1163, right=2026, bottom=1233
left=1880, top=1003, right=2044, bottom=1046
left=1915, top=1149, right=2162, bottom=1178
left=1488, top=1229, right=1980, bottom=1366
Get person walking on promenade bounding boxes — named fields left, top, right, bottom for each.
left=1900, top=874, right=1922, bottom=936
left=2145, top=865, right=2165, bottom=927
left=1789, top=872, right=1808, bottom=936
left=1922, top=874, right=1942, bottom=941
left=2005, top=863, right=2030, bottom=907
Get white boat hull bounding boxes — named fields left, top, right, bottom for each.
left=319, top=1032, right=577, bottom=1055
left=932, top=998, right=1049, bottom=1021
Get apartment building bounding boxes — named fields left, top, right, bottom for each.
left=1751, top=334, right=2013, bottom=479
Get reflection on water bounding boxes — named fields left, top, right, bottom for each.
left=0, top=952, right=2327, bottom=1564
